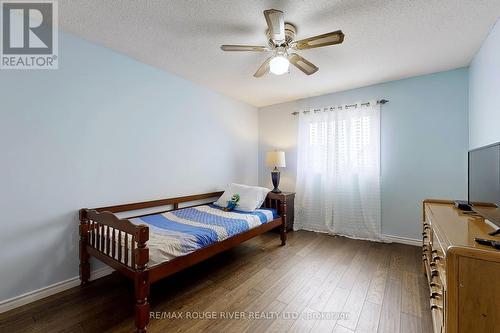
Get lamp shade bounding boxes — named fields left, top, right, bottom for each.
left=266, top=151, right=286, bottom=168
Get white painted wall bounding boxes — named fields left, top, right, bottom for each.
left=0, top=32, right=258, bottom=302
left=259, top=69, right=469, bottom=240
left=469, top=19, right=500, bottom=149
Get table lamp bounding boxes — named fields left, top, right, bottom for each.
left=266, top=151, right=286, bottom=193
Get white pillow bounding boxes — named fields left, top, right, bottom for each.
left=214, top=183, right=271, bottom=211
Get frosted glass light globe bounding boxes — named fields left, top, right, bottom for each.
left=269, top=55, right=289, bottom=75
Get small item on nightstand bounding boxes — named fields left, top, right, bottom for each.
left=474, top=237, right=500, bottom=250
left=266, top=150, right=286, bottom=193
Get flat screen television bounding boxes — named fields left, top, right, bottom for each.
left=468, top=142, right=500, bottom=207
left=468, top=142, right=500, bottom=228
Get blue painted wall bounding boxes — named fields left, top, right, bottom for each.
left=0, top=32, right=258, bottom=302
left=469, top=19, right=500, bottom=149
left=259, top=68, right=469, bottom=240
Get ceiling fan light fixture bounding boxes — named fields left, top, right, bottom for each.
left=220, top=9, right=345, bottom=77
left=269, top=55, right=289, bottom=75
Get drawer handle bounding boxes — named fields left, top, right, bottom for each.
left=433, top=255, right=443, bottom=262
left=429, top=282, right=441, bottom=288
left=431, top=269, right=439, bottom=277
left=430, top=304, right=443, bottom=310
left=430, top=291, right=442, bottom=298
left=430, top=299, right=443, bottom=310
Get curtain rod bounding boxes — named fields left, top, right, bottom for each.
left=291, top=99, right=389, bottom=116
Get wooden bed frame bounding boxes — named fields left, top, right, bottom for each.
left=79, top=191, right=287, bottom=332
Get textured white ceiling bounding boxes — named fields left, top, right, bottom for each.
left=59, top=1, right=500, bottom=107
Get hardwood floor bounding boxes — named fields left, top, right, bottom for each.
left=0, top=231, right=432, bottom=333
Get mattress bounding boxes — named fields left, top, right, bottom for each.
left=130, top=204, right=278, bottom=266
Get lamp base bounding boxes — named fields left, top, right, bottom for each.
left=271, top=168, right=281, bottom=194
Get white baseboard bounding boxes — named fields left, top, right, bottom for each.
left=381, top=234, right=421, bottom=246
left=0, top=266, right=114, bottom=314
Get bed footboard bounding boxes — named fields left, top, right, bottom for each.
left=79, top=209, right=150, bottom=332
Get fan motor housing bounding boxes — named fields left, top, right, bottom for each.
left=267, top=23, right=297, bottom=47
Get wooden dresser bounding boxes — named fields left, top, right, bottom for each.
left=422, top=200, right=500, bottom=333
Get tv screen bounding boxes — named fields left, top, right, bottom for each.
left=468, top=142, right=500, bottom=207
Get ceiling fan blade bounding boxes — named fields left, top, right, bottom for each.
left=293, top=30, right=345, bottom=50
left=264, top=9, right=285, bottom=43
left=253, top=57, right=272, bottom=78
left=221, top=45, right=267, bottom=52
left=288, top=53, right=319, bottom=75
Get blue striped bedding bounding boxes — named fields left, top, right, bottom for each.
left=130, top=204, right=278, bottom=266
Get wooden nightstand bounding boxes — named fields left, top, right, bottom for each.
left=267, top=191, right=295, bottom=232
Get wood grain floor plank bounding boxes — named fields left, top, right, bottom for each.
left=337, top=242, right=371, bottom=290
left=275, top=264, right=316, bottom=304
left=243, top=299, right=287, bottom=333
left=333, top=324, right=355, bottom=333
left=179, top=267, right=273, bottom=332
left=288, top=307, right=318, bottom=333
left=389, top=244, right=405, bottom=270
left=365, top=245, right=391, bottom=305
left=261, top=238, right=338, bottom=333
left=401, top=271, right=421, bottom=317
left=295, top=232, right=324, bottom=257
left=417, top=267, right=433, bottom=333
left=400, top=313, right=422, bottom=333
left=265, top=268, right=326, bottom=332
left=377, top=267, right=403, bottom=333
left=307, top=237, right=354, bottom=312
left=337, top=245, right=382, bottom=331
left=355, top=301, right=381, bottom=333
left=307, top=262, right=348, bottom=312
left=310, top=287, right=350, bottom=333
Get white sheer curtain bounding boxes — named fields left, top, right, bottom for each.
left=294, top=102, right=381, bottom=241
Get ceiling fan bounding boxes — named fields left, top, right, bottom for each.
left=220, top=9, right=344, bottom=77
